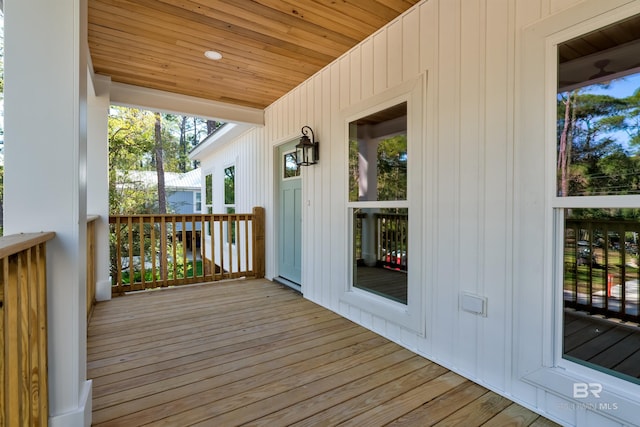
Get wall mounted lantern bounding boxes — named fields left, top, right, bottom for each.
left=295, top=126, right=319, bottom=166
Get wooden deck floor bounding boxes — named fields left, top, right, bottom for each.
left=88, top=279, right=558, bottom=426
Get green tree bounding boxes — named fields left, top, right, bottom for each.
left=108, top=106, right=156, bottom=214
left=377, top=135, right=407, bottom=201
left=557, top=91, right=628, bottom=196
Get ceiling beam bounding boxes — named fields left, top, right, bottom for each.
left=108, top=81, right=265, bottom=125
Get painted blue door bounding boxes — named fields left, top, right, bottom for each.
left=278, top=142, right=302, bottom=284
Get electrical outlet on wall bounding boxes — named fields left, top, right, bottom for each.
left=460, top=292, right=487, bottom=317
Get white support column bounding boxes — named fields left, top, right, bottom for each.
left=4, top=0, right=92, bottom=426
left=87, top=73, right=112, bottom=302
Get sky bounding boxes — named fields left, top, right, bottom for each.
left=563, top=71, right=640, bottom=153
left=583, top=72, right=640, bottom=98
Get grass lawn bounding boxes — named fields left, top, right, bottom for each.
left=121, top=260, right=204, bottom=284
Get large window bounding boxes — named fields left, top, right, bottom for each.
left=556, top=14, right=640, bottom=384
left=349, top=102, right=408, bottom=304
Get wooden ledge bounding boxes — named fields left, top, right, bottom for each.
left=0, top=232, right=56, bottom=259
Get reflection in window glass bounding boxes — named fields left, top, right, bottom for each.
left=195, top=192, right=201, bottom=212
left=205, top=174, right=213, bottom=205
left=224, top=166, right=235, bottom=205
left=349, top=102, right=407, bottom=202
left=353, top=208, right=408, bottom=304
left=556, top=16, right=640, bottom=384
left=284, top=152, right=300, bottom=178
left=557, top=73, right=640, bottom=197
left=562, top=208, right=640, bottom=383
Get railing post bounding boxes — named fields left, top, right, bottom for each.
left=252, top=207, right=265, bottom=278
left=86, top=216, right=98, bottom=321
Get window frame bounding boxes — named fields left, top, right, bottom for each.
left=518, top=3, right=640, bottom=421
left=223, top=164, right=236, bottom=211
left=340, top=74, right=426, bottom=334
left=549, top=29, right=640, bottom=377
left=194, top=191, right=202, bottom=213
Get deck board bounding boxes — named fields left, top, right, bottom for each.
left=88, top=278, right=559, bottom=426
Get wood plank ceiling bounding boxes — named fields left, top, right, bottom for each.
left=88, top=0, right=421, bottom=110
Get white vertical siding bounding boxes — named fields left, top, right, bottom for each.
left=198, top=128, right=264, bottom=214
left=433, top=0, right=461, bottom=367
left=196, top=0, right=640, bottom=425
left=457, top=0, right=483, bottom=378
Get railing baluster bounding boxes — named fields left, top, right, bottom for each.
left=219, top=217, right=224, bottom=279
left=228, top=215, right=234, bottom=274
left=150, top=216, right=157, bottom=288
left=127, top=216, right=133, bottom=288
left=139, top=216, right=145, bottom=287
left=191, top=216, right=195, bottom=279
left=115, top=217, right=122, bottom=294
left=211, top=214, right=216, bottom=280
left=244, top=215, right=250, bottom=273
left=1, top=232, right=54, bottom=426
left=108, top=210, right=265, bottom=295
left=235, top=216, right=240, bottom=273
left=181, top=215, right=187, bottom=279
left=173, top=216, right=177, bottom=282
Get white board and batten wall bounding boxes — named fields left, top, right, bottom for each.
left=197, top=0, right=640, bottom=425
left=195, top=126, right=267, bottom=215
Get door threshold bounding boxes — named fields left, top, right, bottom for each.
left=273, top=276, right=302, bottom=294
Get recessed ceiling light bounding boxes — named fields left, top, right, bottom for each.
left=204, top=50, right=223, bottom=60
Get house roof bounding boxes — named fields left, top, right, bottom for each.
left=189, top=123, right=253, bottom=161
left=88, top=0, right=421, bottom=112
left=123, top=169, right=201, bottom=191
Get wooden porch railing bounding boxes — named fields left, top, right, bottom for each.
left=109, top=207, right=265, bottom=296
left=375, top=212, right=408, bottom=271
left=564, top=218, right=640, bottom=322
left=0, top=232, right=55, bottom=427
left=353, top=211, right=409, bottom=272
left=87, top=216, right=98, bottom=321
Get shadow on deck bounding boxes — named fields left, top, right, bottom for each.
left=87, top=279, right=558, bottom=426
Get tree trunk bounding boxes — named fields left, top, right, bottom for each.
left=179, top=115, right=188, bottom=173
left=155, top=112, right=168, bottom=281
left=558, top=91, right=575, bottom=197
left=155, top=113, right=167, bottom=214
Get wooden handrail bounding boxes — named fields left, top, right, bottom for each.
left=0, top=232, right=56, bottom=258
left=109, top=209, right=266, bottom=295
left=1, top=231, right=55, bottom=427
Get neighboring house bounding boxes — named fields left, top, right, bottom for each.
left=120, top=168, right=202, bottom=215
left=121, top=168, right=203, bottom=248
left=7, top=1, right=640, bottom=426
